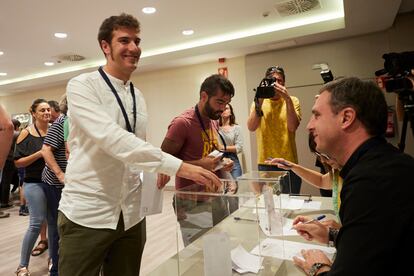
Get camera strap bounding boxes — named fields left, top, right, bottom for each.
left=98, top=67, right=137, bottom=133
left=194, top=104, right=226, bottom=151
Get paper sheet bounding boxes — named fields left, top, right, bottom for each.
left=257, top=210, right=299, bottom=237
left=251, top=238, right=336, bottom=261
left=139, top=172, right=163, bottom=217
left=185, top=211, right=213, bottom=228
left=231, top=245, right=263, bottom=274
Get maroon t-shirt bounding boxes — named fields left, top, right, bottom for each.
left=165, top=107, right=219, bottom=189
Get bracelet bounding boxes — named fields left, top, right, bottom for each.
left=328, top=227, right=339, bottom=247
left=309, top=263, right=331, bottom=276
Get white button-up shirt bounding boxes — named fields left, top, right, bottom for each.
left=59, top=70, right=182, bottom=230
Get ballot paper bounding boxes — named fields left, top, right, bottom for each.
left=185, top=212, right=213, bottom=228
left=251, top=238, right=336, bottom=261
left=231, top=245, right=263, bottom=274
left=203, top=232, right=232, bottom=276
left=208, top=150, right=225, bottom=171
left=139, top=172, right=163, bottom=217
left=242, top=194, right=322, bottom=211
left=257, top=210, right=299, bottom=237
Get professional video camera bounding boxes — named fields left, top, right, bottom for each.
left=375, top=51, right=414, bottom=92
left=255, top=77, right=276, bottom=98
left=376, top=51, right=414, bottom=152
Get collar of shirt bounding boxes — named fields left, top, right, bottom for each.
left=339, top=136, right=386, bottom=179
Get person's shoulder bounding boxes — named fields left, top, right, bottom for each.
left=169, top=108, right=194, bottom=126
left=67, top=71, right=100, bottom=88
left=16, top=127, right=30, bottom=144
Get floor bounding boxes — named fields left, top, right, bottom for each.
left=0, top=189, right=182, bottom=276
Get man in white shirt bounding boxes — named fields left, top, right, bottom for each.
left=58, top=13, right=222, bottom=276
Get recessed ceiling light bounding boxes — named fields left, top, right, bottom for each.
left=44, top=62, right=55, bottom=66
left=54, top=32, right=67, bottom=39
left=0, top=73, right=7, bottom=76
left=0, top=51, right=3, bottom=56
left=142, top=7, right=156, bottom=14
left=182, top=29, right=194, bottom=36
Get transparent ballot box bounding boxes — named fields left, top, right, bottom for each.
left=148, top=171, right=337, bottom=276
left=150, top=171, right=299, bottom=276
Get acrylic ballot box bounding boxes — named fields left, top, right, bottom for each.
left=149, top=171, right=301, bottom=276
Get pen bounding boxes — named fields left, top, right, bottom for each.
left=234, top=216, right=258, bottom=222
left=291, top=215, right=326, bottom=229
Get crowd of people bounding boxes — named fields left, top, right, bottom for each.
left=0, top=12, right=413, bottom=276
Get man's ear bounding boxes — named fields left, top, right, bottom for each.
left=341, top=107, right=356, bottom=129
left=200, top=91, right=208, bottom=102
left=100, top=40, right=111, bottom=56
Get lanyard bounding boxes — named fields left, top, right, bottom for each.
left=194, top=104, right=226, bottom=151
left=98, top=67, right=136, bottom=133
left=33, top=123, right=44, bottom=140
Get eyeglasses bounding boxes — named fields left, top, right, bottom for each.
left=266, top=66, right=284, bottom=77
left=314, top=151, right=331, bottom=160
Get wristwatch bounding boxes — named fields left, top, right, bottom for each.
left=328, top=227, right=339, bottom=247
left=309, top=263, right=331, bottom=276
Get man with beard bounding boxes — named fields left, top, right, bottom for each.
left=161, top=74, right=235, bottom=245
left=58, top=14, right=222, bottom=276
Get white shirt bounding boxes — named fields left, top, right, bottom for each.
left=59, top=70, right=182, bottom=230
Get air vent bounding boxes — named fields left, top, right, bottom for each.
left=275, top=0, right=321, bottom=16
left=56, top=53, right=86, bottom=62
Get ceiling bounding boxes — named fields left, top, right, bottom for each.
left=0, top=0, right=412, bottom=96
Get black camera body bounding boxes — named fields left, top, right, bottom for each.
left=255, top=77, right=276, bottom=98
left=376, top=51, right=414, bottom=93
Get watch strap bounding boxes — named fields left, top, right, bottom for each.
left=309, top=263, right=331, bottom=276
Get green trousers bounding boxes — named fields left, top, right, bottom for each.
left=58, top=212, right=146, bottom=276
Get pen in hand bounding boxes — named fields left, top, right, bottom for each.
left=291, top=215, right=326, bottom=229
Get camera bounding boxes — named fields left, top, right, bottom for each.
left=375, top=51, right=414, bottom=92
left=255, top=77, right=276, bottom=98
left=321, top=69, right=334, bottom=83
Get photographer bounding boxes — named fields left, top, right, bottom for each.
left=247, top=66, right=302, bottom=193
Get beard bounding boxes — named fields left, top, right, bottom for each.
left=204, top=100, right=222, bottom=120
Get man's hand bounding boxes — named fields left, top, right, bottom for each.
left=292, top=215, right=329, bottom=244
left=293, top=249, right=332, bottom=275
left=157, top=173, right=170, bottom=189
left=176, top=162, right=222, bottom=191
left=221, top=157, right=234, bottom=172
left=321, top=219, right=341, bottom=230
left=274, top=82, right=290, bottom=99
left=199, top=155, right=221, bottom=171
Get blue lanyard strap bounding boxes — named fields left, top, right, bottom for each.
left=194, top=104, right=226, bottom=151
left=98, top=67, right=136, bottom=133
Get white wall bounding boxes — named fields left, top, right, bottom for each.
left=245, top=12, right=414, bottom=195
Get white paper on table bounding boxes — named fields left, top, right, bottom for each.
left=231, top=244, right=263, bottom=274
left=185, top=211, right=213, bottom=228
left=302, top=200, right=322, bottom=210
left=203, top=232, right=232, bottom=276
left=242, top=194, right=322, bottom=211
left=251, top=238, right=336, bottom=261
left=139, top=172, right=163, bottom=217
left=257, top=210, right=298, bottom=237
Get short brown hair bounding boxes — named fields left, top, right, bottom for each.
left=98, top=13, right=140, bottom=51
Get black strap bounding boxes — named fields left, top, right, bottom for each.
left=98, top=67, right=136, bottom=133
left=33, top=123, right=44, bottom=140
left=194, top=104, right=226, bottom=151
